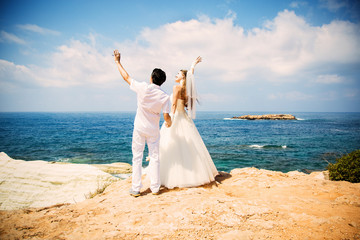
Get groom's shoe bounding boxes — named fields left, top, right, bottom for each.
left=129, top=189, right=141, bottom=197
left=152, top=189, right=160, bottom=195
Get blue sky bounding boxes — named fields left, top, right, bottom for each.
left=0, top=0, right=359, bottom=112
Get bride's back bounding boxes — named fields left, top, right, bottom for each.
left=176, top=99, right=186, bottom=113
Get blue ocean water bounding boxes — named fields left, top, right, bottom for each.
left=0, top=112, right=359, bottom=173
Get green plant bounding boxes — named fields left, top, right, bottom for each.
left=327, top=150, right=360, bottom=183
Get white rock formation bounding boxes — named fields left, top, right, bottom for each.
left=0, top=152, right=118, bottom=210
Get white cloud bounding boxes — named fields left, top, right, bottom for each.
left=315, top=74, right=344, bottom=84
left=17, top=24, right=60, bottom=36
left=320, top=91, right=338, bottom=101
left=320, top=0, right=348, bottom=12
left=200, top=93, right=236, bottom=103
left=0, top=59, right=33, bottom=84
left=0, top=31, right=26, bottom=45
left=268, top=91, right=313, bottom=101
left=0, top=37, right=118, bottom=88
left=2, top=10, right=360, bottom=92
left=116, top=10, right=360, bottom=84
left=344, top=89, right=359, bottom=98
left=290, top=1, right=307, bottom=8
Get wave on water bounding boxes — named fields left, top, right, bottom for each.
left=249, top=144, right=263, bottom=148
left=249, top=144, right=287, bottom=149
left=56, top=156, right=107, bottom=164
left=112, top=173, right=131, bottom=180
left=223, top=118, right=245, bottom=121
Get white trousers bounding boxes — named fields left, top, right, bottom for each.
left=131, top=128, right=160, bottom=193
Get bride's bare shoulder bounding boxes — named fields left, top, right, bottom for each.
left=173, top=85, right=182, bottom=92
left=172, top=85, right=182, bottom=99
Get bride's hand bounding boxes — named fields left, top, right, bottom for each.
left=114, top=50, right=120, bottom=63
left=194, top=56, right=202, bottom=65
left=191, top=56, right=202, bottom=69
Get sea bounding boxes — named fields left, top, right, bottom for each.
left=0, top=112, right=359, bottom=173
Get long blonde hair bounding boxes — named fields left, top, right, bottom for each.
left=180, top=70, right=188, bottom=106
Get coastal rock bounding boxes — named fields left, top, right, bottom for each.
left=94, top=162, right=132, bottom=174
left=232, top=114, right=297, bottom=120
left=1, top=164, right=359, bottom=239
left=0, top=152, right=120, bottom=210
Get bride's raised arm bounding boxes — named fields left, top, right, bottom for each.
left=186, top=56, right=202, bottom=119
left=190, top=56, right=202, bottom=74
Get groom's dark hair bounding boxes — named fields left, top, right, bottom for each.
left=151, top=68, right=166, bottom=86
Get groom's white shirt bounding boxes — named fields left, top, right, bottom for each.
left=129, top=78, right=170, bottom=193
left=130, top=78, right=171, bottom=136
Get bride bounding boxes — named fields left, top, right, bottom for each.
left=159, top=56, right=218, bottom=189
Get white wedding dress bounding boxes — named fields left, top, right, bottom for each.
left=159, top=99, right=218, bottom=189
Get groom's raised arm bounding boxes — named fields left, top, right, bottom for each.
left=114, top=50, right=131, bottom=85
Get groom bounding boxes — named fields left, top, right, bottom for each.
left=114, top=50, right=172, bottom=197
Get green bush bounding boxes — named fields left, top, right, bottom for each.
left=327, top=150, right=360, bottom=183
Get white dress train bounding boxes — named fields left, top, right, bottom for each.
left=159, top=99, right=218, bottom=189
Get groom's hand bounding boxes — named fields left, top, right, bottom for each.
left=114, top=50, right=120, bottom=63
left=164, top=113, right=172, bottom=128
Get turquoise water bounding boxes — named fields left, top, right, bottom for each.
left=0, top=112, right=359, bottom=173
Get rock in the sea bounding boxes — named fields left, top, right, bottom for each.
left=232, top=114, right=297, bottom=120
left=0, top=152, right=123, bottom=210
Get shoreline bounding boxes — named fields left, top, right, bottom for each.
left=0, top=152, right=330, bottom=211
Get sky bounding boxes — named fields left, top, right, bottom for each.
left=0, top=0, right=359, bottom=112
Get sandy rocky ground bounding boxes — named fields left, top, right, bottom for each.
left=1, top=163, right=360, bottom=240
